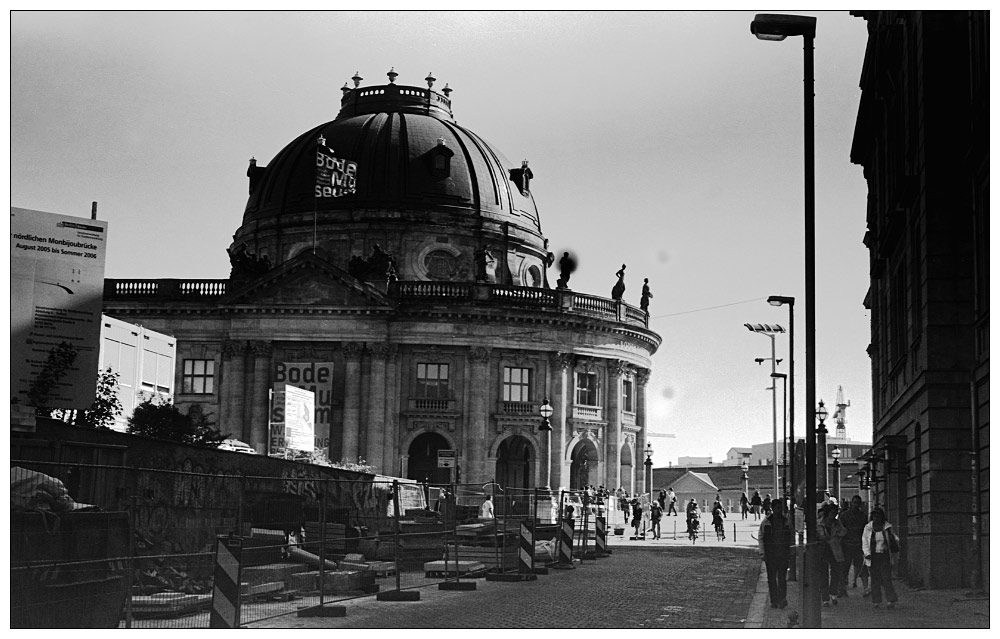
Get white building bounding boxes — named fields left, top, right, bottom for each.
left=98, top=315, right=176, bottom=431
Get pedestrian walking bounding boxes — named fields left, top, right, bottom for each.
left=762, top=493, right=772, bottom=517
left=862, top=506, right=900, bottom=609
left=740, top=492, right=749, bottom=520
left=631, top=499, right=642, bottom=537
left=686, top=498, right=700, bottom=543
left=750, top=490, right=763, bottom=520
left=480, top=495, right=494, bottom=519
left=657, top=489, right=667, bottom=512
left=649, top=500, right=662, bottom=539
left=758, top=498, right=793, bottom=609
left=839, top=495, right=870, bottom=597
left=666, top=488, right=678, bottom=516
left=818, top=500, right=847, bottom=606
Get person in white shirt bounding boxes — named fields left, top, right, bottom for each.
left=862, top=506, right=899, bottom=609
left=480, top=496, right=494, bottom=519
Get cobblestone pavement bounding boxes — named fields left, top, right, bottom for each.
left=247, top=545, right=763, bottom=629
left=760, top=566, right=990, bottom=629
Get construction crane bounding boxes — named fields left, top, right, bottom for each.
left=834, top=385, right=850, bottom=440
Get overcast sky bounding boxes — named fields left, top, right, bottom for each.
left=11, top=10, right=875, bottom=464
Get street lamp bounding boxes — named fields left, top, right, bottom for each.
left=741, top=460, right=749, bottom=497
left=771, top=372, right=788, bottom=498
left=817, top=399, right=829, bottom=496
left=751, top=12, right=819, bottom=627
left=644, top=442, right=654, bottom=538
left=831, top=446, right=842, bottom=500
left=745, top=322, right=785, bottom=498
left=767, top=296, right=795, bottom=504
left=538, top=399, right=553, bottom=489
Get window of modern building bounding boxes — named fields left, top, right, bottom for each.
left=622, top=378, right=634, bottom=413
left=416, top=363, right=450, bottom=399
left=142, top=349, right=174, bottom=394
left=503, top=367, right=531, bottom=402
left=575, top=371, right=599, bottom=406
left=182, top=359, right=215, bottom=394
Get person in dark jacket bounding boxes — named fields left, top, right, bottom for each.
left=839, top=495, right=870, bottom=597
left=758, top=499, right=793, bottom=608
left=631, top=499, right=643, bottom=537
left=750, top=490, right=763, bottom=520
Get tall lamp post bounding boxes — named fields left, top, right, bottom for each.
left=831, top=446, right=841, bottom=500
left=750, top=12, right=818, bottom=628
left=741, top=460, right=749, bottom=497
left=644, top=441, right=654, bottom=505
left=767, top=296, right=795, bottom=504
left=538, top=399, right=554, bottom=489
left=771, top=372, right=788, bottom=498
left=745, top=322, right=785, bottom=498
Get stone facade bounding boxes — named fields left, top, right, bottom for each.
left=103, top=71, right=661, bottom=494
left=851, top=11, right=989, bottom=590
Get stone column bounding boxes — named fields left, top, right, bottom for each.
left=467, top=346, right=492, bottom=483
left=635, top=368, right=651, bottom=493
left=340, top=343, right=363, bottom=463
left=219, top=340, right=246, bottom=443
left=382, top=345, right=400, bottom=476
left=248, top=341, right=273, bottom=453
left=365, top=343, right=390, bottom=473
left=549, top=351, right=575, bottom=489
left=606, top=360, right=626, bottom=492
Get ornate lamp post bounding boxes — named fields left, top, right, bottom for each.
left=644, top=441, right=654, bottom=505
left=741, top=460, right=749, bottom=497
left=538, top=399, right=553, bottom=489
left=817, top=400, right=829, bottom=495
left=831, top=446, right=841, bottom=500
left=751, top=12, right=819, bottom=628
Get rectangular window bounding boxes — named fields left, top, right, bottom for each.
left=622, top=379, right=634, bottom=413
left=416, top=363, right=450, bottom=399
left=182, top=359, right=215, bottom=394
left=575, top=372, right=599, bottom=406
left=503, top=367, right=531, bottom=402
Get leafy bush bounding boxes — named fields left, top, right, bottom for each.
left=127, top=396, right=229, bottom=447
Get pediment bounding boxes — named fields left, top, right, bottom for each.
left=671, top=471, right=718, bottom=493
left=225, top=250, right=392, bottom=307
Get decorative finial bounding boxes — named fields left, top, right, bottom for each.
left=352, top=71, right=363, bottom=88
left=341, top=82, right=351, bottom=96
left=522, top=159, right=529, bottom=168
left=442, top=83, right=452, bottom=97
left=436, top=137, right=447, bottom=146
left=425, top=72, right=436, bottom=88
left=387, top=67, right=398, bottom=84
left=249, top=157, right=256, bottom=165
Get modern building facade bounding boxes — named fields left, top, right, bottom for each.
left=851, top=11, right=989, bottom=589
left=98, top=315, right=176, bottom=431
left=102, top=70, right=661, bottom=493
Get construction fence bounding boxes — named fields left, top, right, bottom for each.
left=11, top=461, right=610, bottom=628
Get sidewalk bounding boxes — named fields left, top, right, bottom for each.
left=751, top=566, right=990, bottom=629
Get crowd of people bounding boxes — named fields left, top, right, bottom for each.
left=758, top=493, right=901, bottom=612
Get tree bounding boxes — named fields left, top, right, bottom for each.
left=24, top=341, right=78, bottom=415
left=127, top=396, right=229, bottom=447
left=79, top=367, right=124, bottom=430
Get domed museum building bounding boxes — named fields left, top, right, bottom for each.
left=103, top=70, right=661, bottom=492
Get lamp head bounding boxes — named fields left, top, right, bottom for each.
left=645, top=441, right=654, bottom=460
left=767, top=295, right=795, bottom=307
left=745, top=323, right=786, bottom=335
left=817, top=400, right=829, bottom=422
left=751, top=14, right=817, bottom=40
left=832, top=446, right=841, bottom=460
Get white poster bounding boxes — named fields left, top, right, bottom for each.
left=10, top=207, right=109, bottom=409
left=270, top=361, right=334, bottom=451
left=283, top=384, right=315, bottom=452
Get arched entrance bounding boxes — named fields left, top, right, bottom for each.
left=407, top=432, right=452, bottom=485
left=620, top=443, right=634, bottom=493
left=570, top=440, right=600, bottom=490
left=495, top=435, right=535, bottom=491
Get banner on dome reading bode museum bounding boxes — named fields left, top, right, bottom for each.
left=315, top=137, right=357, bottom=198
left=269, top=362, right=333, bottom=454
left=10, top=207, right=108, bottom=423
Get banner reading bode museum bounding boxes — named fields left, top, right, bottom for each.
left=10, top=207, right=108, bottom=412
left=269, top=362, right=334, bottom=454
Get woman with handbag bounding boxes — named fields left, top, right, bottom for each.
left=862, top=506, right=900, bottom=609
left=818, top=500, right=847, bottom=606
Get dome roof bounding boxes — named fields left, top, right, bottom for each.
left=240, top=75, right=540, bottom=234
